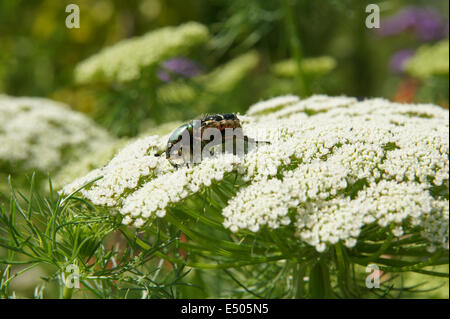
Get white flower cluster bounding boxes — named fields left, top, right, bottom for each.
left=120, top=154, right=241, bottom=227
left=54, top=122, right=183, bottom=189
left=52, top=139, right=127, bottom=190
left=75, top=22, right=209, bottom=84
left=246, top=95, right=300, bottom=116
left=62, top=95, right=449, bottom=252
left=0, top=95, right=113, bottom=173
left=62, top=135, right=172, bottom=206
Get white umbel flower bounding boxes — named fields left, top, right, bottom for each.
left=61, top=135, right=172, bottom=206
left=62, top=95, right=449, bottom=252
left=246, top=95, right=300, bottom=116
left=0, top=95, right=113, bottom=173
left=74, top=22, right=209, bottom=84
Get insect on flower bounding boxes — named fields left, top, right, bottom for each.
left=155, top=113, right=270, bottom=167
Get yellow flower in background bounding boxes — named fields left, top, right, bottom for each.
left=406, top=40, right=449, bottom=79
left=200, top=51, right=260, bottom=94
left=157, top=82, right=197, bottom=104
left=91, top=0, right=115, bottom=24
left=51, top=88, right=98, bottom=114
left=32, top=1, right=57, bottom=39
left=139, top=0, right=162, bottom=20
left=272, top=56, right=337, bottom=78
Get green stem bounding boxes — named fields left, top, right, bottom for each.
left=154, top=250, right=285, bottom=270
left=294, top=262, right=306, bottom=298
left=309, top=257, right=333, bottom=298
left=411, top=269, right=449, bottom=278
left=379, top=251, right=445, bottom=273
left=335, top=243, right=354, bottom=298
left=351, top=226, right=395, bottom=265
left=281, top=0, right=309, bottom=96
left=63, top=285, right=73, bottom=299
left=120, top=226, right=151, bottom=250
left=120, top=225, right=286, bottom=269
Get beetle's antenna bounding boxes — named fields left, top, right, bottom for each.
left=200, top=112, right=211, bottom=120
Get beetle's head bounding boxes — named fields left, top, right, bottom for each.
left=165, top=122, right=194, bottom=167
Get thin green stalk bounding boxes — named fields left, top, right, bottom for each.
left=308, top=256, right=334, bottom=299
left=293, top=262, right=306, bottom=298
left=351, top=227, right=395, bottom=265
left=155, top=251, right=286, bottom=270
left=63, top=285, right=74, bottom=299
left=335, top=243, right=352, bottom=297
left=281, top=0, right=309, bottom=96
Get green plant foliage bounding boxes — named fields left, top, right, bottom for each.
left=0, top=176, right=190, bottom=298
left=0, top=0, right=448, bottom=299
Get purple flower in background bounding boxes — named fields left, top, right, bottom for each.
left=157, top=57, right=202, bottom=82
left=378, top=6, right=448, bottom=41
left=388, top=49, right=415, bottom=74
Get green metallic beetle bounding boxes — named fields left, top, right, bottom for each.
left=155, top=113, right=269, bottom=167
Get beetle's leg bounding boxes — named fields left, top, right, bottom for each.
left=154, top=150, right=166, bottom=157
left=243, top=135, right=271, bottom=145
left=167, top=158, right=179, bottom=168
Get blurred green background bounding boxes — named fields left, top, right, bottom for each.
left=0, top=0, right=448, bottom=136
